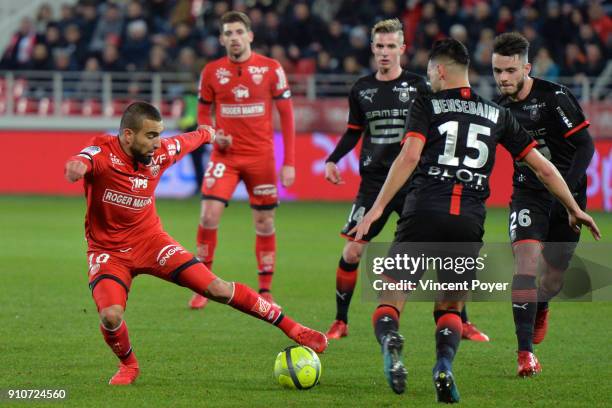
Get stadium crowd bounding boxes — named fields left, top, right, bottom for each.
left=1, top=0, right=610, bottom=83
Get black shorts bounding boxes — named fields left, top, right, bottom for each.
left=341, top=182, right=407, bottom=243
left=509, top=188, right=587, bottom=269
left=509, top=189, right=587, bottom=243
left=384, top=211, right=484, bottom=285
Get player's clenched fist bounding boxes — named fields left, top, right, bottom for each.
left=65, top=160, right=88, bottom=182
left=214, top=129, right=232, bottom=150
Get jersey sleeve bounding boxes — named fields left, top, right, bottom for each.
left=499, top=108, right=537, bottom=160
left=346, top=85, right=365, bottom=131
left=198, top=65, right=214, bottom=104
left=271, top=60, right=291, bottom=99
left=401, top=94, right=430, bottom=144
left=162, top=127, right=214, bottom=165
left=550, top=87, right=589, bottom=138
left=70, top=136, right=109, bottom=176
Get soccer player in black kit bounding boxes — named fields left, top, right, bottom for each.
left=324, top=19, right=489, bottom=343
left=352, top=39, right=600, bottom=402
left=492, top=32, right=596, bottom=377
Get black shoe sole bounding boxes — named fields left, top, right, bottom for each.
left=434, top=370, right=460, bottom=403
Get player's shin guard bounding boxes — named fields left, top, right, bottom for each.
left=256, top=233, right=276, bottom=293
left=196, top=226, right=217, bottom=269
left=335, top=257, right=359, bottom=323
left=434, top=311, right=462, bottom=370
left=100, top=321, right=137, bottom=365
left=372, top=304, right=400, bottom=345
left=511, top=274, right=538, bottom=352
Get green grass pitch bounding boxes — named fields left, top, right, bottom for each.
left=1, top=196, right=610, bottom=407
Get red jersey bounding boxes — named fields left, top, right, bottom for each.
left=198, top=52, right=293, bottom=159
left=70, top=129, right=213, bottom=251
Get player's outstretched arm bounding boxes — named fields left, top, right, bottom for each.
left=523, top=149, right=601, bottom=240
left=351, top=136, right=424, bottom=241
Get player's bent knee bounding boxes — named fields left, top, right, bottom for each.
left=204, top=278, right=233, bottom=302
left=99, top=305, right=124, bottom=330
left=253, top=211, right=275, bottom=235
left=343, top=241, right=364, bottom=264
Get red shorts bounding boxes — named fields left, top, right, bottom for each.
left=201, top=150, right=278, bottom=209
left=87, top=232, right=217, bottom=311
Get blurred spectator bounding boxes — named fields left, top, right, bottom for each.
left=347, top=26, right=370, bottom=68
left=172, top=22, right=199, bottom=58
left=521, top=25, right=544, bottom=61
left=532, top=47, right=560, bottom=81
left=449, top=24, right=468, bottom=46
left=495, top=6, right=515, bottom=34
left=316, top=50, right=340, bottom=75
left=27, top=44, right=53, bottom=71
left=121, top=20, right=152, bottom=71
left=57, top=3, right=77, bottom=32
left=406, top=48, right=429, bottom=76
left=76, top=2, right=99, bottom=46
left=100, top=44, right=124, bottom=71
left=35, top=3, right=54, bottom=34
left=41, top=23, right=63, bottom=55
left=259, top=11, right=282, bottom=47
left=323, top=20, right=350, bottom=61
left=52, top=48, right=77, bottom=71
left=146, top=45, right=171, bottom=72
left=64, top=23, right=88, bottom=69
left=0, top=17, right=38, bottom=69
left=584, top=44, right=605, bottom=77
left=439, top=0, right=466, bottom=35
left=473, top=29, right=495, bottom=75
left=342, top=55, right=365, bottom=76
left=562, top=43, right=587, bottom=77
left=281, top=2, right=326, bottom=55
left=89, top=3, right=123, bottom=53
left=587, top=2, right=612, bottom=45
left=77, top=56, right=102, bottom=99
left=467, top=2, right=495, bottom=46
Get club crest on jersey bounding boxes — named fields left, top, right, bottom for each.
left=232, top=84, right=250, bottom=100
left=216, top=67, right=231, bottom=84
left=149, top=164, right=160, bottom=177
left=129, top=177, right=148, bottom=191
left=522, top=99, right=546, bottom=122
left=393, top=85, right=417, bottom=103
left=359, top=88, right=378, bottom=103
left=248, top=65, right=268, bottom=85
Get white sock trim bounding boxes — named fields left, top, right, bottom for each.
left=227, top=282, right=236, bottom=304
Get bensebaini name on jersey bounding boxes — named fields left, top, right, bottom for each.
left=220, top=103, right=265, bottom=117
left=432, top=99, right=500, bottom=124
left=102, top=189, right=152, bottom=210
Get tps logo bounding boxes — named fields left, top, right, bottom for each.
left=232, top=84, right=250, bottom=100
left=129, top=177, right=148, bottom=191
left=157, top=244, right=186, bottom=266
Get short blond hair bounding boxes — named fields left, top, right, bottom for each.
left=371, top=18, right=404, bottom=43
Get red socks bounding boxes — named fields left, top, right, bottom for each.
left=196, top=226, right=217, bottom=269
left=256, top=233, right=276, bottom=292
left=228, top=282, right=296, bottom=335
left=100, top=321, right=137, bottom=365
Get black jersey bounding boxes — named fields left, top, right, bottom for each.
left=495, top=77, right=589, bottom=192
left=402, top=87, right=536, bottom=221
left=347, top=70, right=429, bottom=183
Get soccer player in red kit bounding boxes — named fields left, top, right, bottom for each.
left=65, top=102, right=326, bottom=385
left=189, top=11, right=295, bottom=309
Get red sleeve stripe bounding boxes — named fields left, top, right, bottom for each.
left=347, top=124, right=364, bottom=130
left=401, top=131, right=426, bottom=145
left=563, top=120, right=590, bottom=138
left=449, top=183, right=463, bottom=215
left=515, top=140, right=538, bottom=161
left=512, top=239, right=542, bottom=247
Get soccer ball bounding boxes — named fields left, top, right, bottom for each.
left=274, top=345, right=321, bottom=389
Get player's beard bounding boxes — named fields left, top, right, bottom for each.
left=131, top=148, right=153, bottom=165
left=502, top=77, right=525, bottom=100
